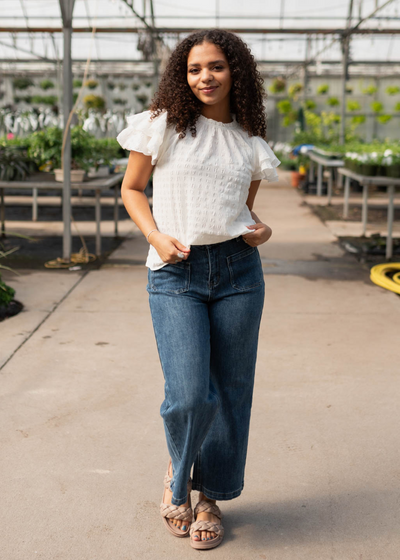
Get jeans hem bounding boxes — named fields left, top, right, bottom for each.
left=191, top=481, right=244, bottom=501
left=170, top=493, right=188, bottom=507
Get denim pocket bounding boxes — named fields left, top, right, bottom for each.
left=227, top=246, right=264, bottom=291
left=148, top=261, right=191, bottom=294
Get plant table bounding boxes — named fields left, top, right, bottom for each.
left=338, top=167, right=400, bottom=259
left=308, top=151, right=345, bottom=202
left=0, top=172, right=124, bottom=257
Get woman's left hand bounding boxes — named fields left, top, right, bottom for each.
left=242, top=222, right=272, bottom=247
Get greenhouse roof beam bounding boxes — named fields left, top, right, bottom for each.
left=1, top=27, right=400, bottom=34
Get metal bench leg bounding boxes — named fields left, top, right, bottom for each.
left=327, top=170, right=333, bottom=205
left=386, top=184, right=394, bottom=260
left=309, top=160, right=314, bottom=182
left=362, top=184, right=369, bottom=236
left=343, top=177, right=350, bottom=219
left=95, top=188, right=101, bottom=256
left=32, top=188, right=38, bottom=221
left=317, top=164, right=323, bottom=196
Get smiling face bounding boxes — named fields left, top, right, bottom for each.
left=187, top=41, right=232, bottom=110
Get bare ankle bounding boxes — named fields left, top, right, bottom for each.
left=199, top=492, right=216, bottom=504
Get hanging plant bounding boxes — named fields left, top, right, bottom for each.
left=288, top=83, right=303, bottom=99
left=347, top=100, right=361, bottom=111
left=317, top=84, right=329, bottom=95
left=345, top=85, right=353, bottom=93
left=304, top=99, right=316, bottom=110
left=282, top=111, right=298, bottom=127
left=73, top=79, right=83, bottom=88
left=136, top=94, right=149, bottom=106
left=362, top=85, right=378, bottom=95
left=351, top=115, right=366, bottom=125
left=394, top=102, right=400, bottom=112
left=13, top=77, right=34, bottom=90
left=118, top=82, right=127, bottom=91
left=113, top=97, right=128, bottom=105
left=385, top=86, right=400, bottom=95
left=83, top=94, right=105, bottom=109
left=85, top=79, right=99, bottom=90
left=132, top=83, right=140, bottom=91
left=277, top=100, right=292, bottom=114
left=107, top=82, right=115, bottom=90
left=269, top=78, right=286, bottom=94
left=327, top=97, right=340, bottom=107
left=376, top=114, right=392, bottom=124
left=40, top=79, right=55, bottom=91
left=31, top=95, right=58, bottom=105
left=145, top=81, right=153, bottom=88
left=370, top=101, right=383, bottom=113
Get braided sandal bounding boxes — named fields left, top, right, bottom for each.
left=160, top=459, right=193, bottom=538
left=189, top=500, right=224, bottom=550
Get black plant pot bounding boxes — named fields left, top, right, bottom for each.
left=0, top=300, right=23, bottom=321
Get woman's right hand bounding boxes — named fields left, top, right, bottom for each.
left=149, top=231, right=191, bottom=263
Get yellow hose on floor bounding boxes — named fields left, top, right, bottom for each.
left=370, top=263, right=400, bottom=295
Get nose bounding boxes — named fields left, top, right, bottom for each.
left=200, top=68, right=213, bottom=84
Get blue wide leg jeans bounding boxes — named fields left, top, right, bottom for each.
left=146, top=235, right=265, bottom=506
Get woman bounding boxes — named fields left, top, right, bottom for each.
left=116, top=28, right=280, bottom=550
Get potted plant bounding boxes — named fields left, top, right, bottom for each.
left=395, top=102, right=400, bottom=112
left=40, top=79, right=55, bottom=91
left=347, top=100, right=361, bottom=111
left=0, top=144, right=35, bottom=180
left=327, top=97, right=340, bottom=107
left=0, top=271, right=23, bottom=322
left=27, top=126, right=94, bottom=182
left=304, top=99, right=316, bottom=110
left=113, top=97, right=128, bottom=106
left=370, top=101, right=383, bottom=113
left=107, top=82, right=116, bottom=90
left=385, top=86, right=400, bottom=95
left=288, top=83, right=303, bottom=99
left=269, top=77, right=286, bottom=94
left=13, top=77, right=34, bottom=90
left=118, top=82, right=127, bottom=91
left=362, top=85, right=377, bottom=95
left=376, top=114, right=392, bottom=124
left=83, top=94, right=105, bottom=110
left=73, top=79, right=83, bottom=88
left=317, top=84, right=329, bottom=95
left=87, top=138, right=120, bottom=178
left=84, top=79, right=99, bottom=90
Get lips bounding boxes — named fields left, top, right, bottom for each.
left=201, top=86, right=218, bottom=94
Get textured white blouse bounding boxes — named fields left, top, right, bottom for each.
left=116, top=110, right=280, bottom=270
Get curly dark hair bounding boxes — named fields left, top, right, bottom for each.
left=149, top=29, right=267, bottom=139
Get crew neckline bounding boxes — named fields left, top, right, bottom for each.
left=198, top=113, right=239, bottom=129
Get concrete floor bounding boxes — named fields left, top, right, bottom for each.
left=1, top=174, right=400, bottom=559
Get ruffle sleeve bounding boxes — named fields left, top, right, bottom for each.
left=116, top=110, right=168, bottom=165
left=251, top=136, right=281, bottom=182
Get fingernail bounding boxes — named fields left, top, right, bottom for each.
left=181, top=525, right=186, bottom=531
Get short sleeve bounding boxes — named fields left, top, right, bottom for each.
left=116, top=110, right=168, bottom=165
left=251, top=136, right=281, bottom=182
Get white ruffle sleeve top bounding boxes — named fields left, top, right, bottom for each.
left=116, top=110, right=281, bottom=270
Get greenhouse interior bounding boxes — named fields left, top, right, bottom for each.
left=1, top=0, right=400, bottom=286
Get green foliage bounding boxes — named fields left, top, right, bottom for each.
left=27, top=126, right=96, bottom=172
left=31, top=95, right=58, bottom=105
left=351, top=115, right=366, bottom=125
left=73, top=92, right=78, bottom=104
left=118, top=82, right=127, bottom=91
left=14, top=96, right=32, bottom=104
left=145, top=81, right=153, bottom=88
left=277, top=99, right=292, bottom=114
left=288, top=83, right=303, bottom=99
left=317, top=84, right=329, bottom=95
left=304, top=99, right=316, bottom=110
left=136, top=94, right=149, bottom=107
left=370, top=101, right=383, bottom=113
left=91, top=138, right=121, bottom=168
left=278, top=156, right=298, bottom=171
left=269, top=78, right=286, bottom=94
left=85, top=79, right=99, bottom=90
left=107, top=82, right=115, bottom=90
left=132, top=83, right=140, bottom=91
left=13, top=77, right=34, bottom=90
left=385, top=86, right=400, bottom=95
left=0, top=145, right=36, bottom=181
left=376, top=114, right=392, bottom=124
left=282, top=111, right=298, bottom=127
left=395, top=102, right=400, bottom=112
left=73, top=79, right=83, bottom=88
left=113, top=98, right=128, bottom=105
left=362, top=85, right=378, bottom=95
left=327, top=97, right=340, bottom=107
left=83, top=94, right=105, bottom=110
left=39, top=79, right=55, bottom=91
left=0, top=276, right=15, bottom=308
left=347, top=100, right=361, bottom=111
